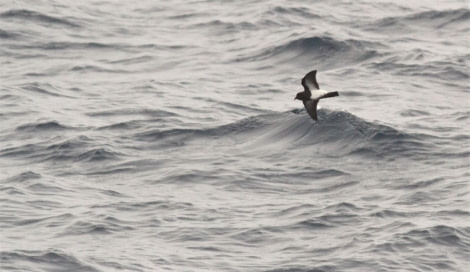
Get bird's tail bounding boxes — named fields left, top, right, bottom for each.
left=321, top=91, right=339, bottom=99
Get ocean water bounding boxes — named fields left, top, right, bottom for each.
left=1, top=0, right=469, bottom=271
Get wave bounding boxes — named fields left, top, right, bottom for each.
left=194, top=19, right=258, bottom=33
left=189, top=5, right=320, bottom=32
left=263, top=267, right=336, bottom=272
left=377, top=224, right=470, bottom=252
left=88, top=108, right=177, bottom=118
left=4, top=171, right=41, bottom=183
left=236, top=35, right=384, bottom=68
left=137, top=109, right=437, bottom=161
left=2, top=109, right=440, bottom=165
left=16, top=121, right=68, bottom=132
left=45, top=138, right=124, bottom=163
left=0, top=135, right=123, bottom=164
left=371, top=8, right=470, bottom=32
left=16, top=41, right=116, bottom=51
left=0, top=28, right=19, bottom=39
left=69, top=64, right=131, bottom=74
left=0, top=9, right=81, bottom=28
left=75, top=148, right=119, bottom=162
left=20, top=82, right=75, bottom=98
left=369, top=58, right=469, bottom=81
left=62, top=219, right=133, bottom=236
left=268, top=6, right=321, bottom=19
left=0, top=250, right=98, bottom=272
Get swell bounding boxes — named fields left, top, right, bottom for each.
left=0, top=250, right=98, bottom=272
left=136, top=109, right=440, bottom=161
left=0, top=135, right=122, bottom=163
left=12, top=41, right=191, bottom=52
left=4, top=110, right=444, bottom=164
left=0, top=9, right=81, bottom=28
left=16, top=121, right=69, bottom=132
left=373, top=8, right=470, bottom=31
left=20, top=82, right=75, bottom=98
left=236, top=35, right=384, bottom=68
left=369, top=56, right=469, bottom=81
left=375, top=225, right=470, bottom=255
left=0, top=28, right=20, bottom=39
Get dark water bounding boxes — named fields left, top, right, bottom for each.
left=1, top=0, right=469, bottom=271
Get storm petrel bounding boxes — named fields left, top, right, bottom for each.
left=294, top=70, right=339, bottom=121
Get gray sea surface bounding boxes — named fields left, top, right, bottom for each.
left=1, top=0, right=469, bottom=271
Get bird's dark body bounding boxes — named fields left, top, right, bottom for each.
left=294, top=70, right=339, bottom=121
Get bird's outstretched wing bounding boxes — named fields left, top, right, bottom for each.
left=303, top=100, right=319, bottom=121
left=301, top=70, right=320, bottom=93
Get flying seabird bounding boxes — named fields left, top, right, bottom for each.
left=294, top=70, right=339, bottom=121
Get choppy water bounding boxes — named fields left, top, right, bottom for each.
left=1, top=0, right=469, bottom=271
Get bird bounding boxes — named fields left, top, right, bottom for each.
left=294, top=70, right=339, bottom=121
